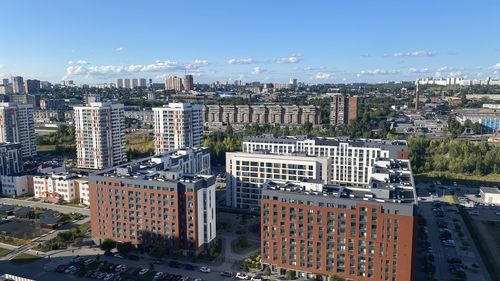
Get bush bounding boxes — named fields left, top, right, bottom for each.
left=100, top=238, right=117, bottom=251
left=263, top=267, right=271, bottom=276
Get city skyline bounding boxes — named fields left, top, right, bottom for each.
left=0, top=0, right=499, bottom=84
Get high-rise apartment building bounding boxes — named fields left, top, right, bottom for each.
left=11, top=76, right=24, bottom=94
left=0, top=103, right=36, bottom=158
left=116, top=79, right=124, bottom=88
left=74, top=102, right=127, bottom=169
left=261, top=158, right=416, bottom=281
left=225, top=151, right=331, bottom=210
left=330, top=95, right=358, bottom=126
left=24, top=79, right=40, bottom=94
left=183, top=75, right=194, bottom=91
left=0, top=143, right=22, bottom=175
left=131, top=78, right=139, bottom=89
left=153, top=103, right=203, bottom=154
left=139, top=78, right=147, bottom=88
left=243, top=135, right=408, bottom=186
left=124, top=78, right=131, bottom=89
left=89, top=154, right=216, bottom=255
left=165, top=76, right=183, bottom=91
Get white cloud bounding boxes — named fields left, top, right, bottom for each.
left=63, top=59, right=208, bottom=79
left=491, top=62, right=500, bottom=70
left=116, top=47, right=124, bottom=52
left=227, top=58, right=253, bottom=64
left=275, top=54, right=302, bottom=64
left=436, top=66, right=464, bottom=72
left=358, top=69, right=400, bottom=76
left=68, top=60, right=89, bottom=65
left=408, top=68, right=431, bottom=74
left=385, top=50, right=436, bottom=57
left=251, top=66, right=266, bottom=75
left=315, top=72, right=334, bottom=80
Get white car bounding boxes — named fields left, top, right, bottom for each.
left=199, top=267, right=211, bottom=273
left=103, top=273, right=114, bottom=281
left=139, top=268, right=150, bottom=275
left=236, top=272, right=250, bottom=280
left=251, top=277, right=263, bottom=281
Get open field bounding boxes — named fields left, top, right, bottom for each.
left=415, top=171, right=500, bottom=184
left=126, top=133, right=154, bottom=159
left=0, top=247, right=9, bottom=256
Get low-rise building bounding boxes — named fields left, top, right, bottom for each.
left=0, top=174, right=28, bottom=197
left=33, top=173, right=83, bottom=203
left=480, top=187, right=500, bottom=205
left=455, top=108, right=500, bottom=133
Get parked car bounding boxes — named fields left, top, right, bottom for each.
left=236, top=272, right=250, bottom=280
left=199, top=267, right=211, bottom=273
left=185, top=264, right=196, bottom=270
left=220, top=271, right=233, bottom=277
left=139, top=268, right=150, bottom=276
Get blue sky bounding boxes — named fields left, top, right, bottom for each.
left=0, top=0, right=499, bottom=84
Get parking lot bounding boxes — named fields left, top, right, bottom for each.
left=415, top=181, right=493, bottom=281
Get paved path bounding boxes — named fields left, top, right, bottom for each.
left=0, top=198, right=89, bottom=216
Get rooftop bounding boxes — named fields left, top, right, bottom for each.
left=243, top=134, right=407, bottom=148
left=480, top=187, right=500, bottom=194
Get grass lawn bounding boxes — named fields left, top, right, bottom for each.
left=36, top=144, right=57, bottom=152
left=0, top=247, right=10, bottom=256
left=9, top=253, right=41, bottom=264
left=0, top=235, right=29, bottom=246
left=444, top=195, right=460, bottom=204
left=415, top=172, right=500, bottom=184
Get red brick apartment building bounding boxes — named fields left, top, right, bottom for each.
left=89, top=154, right=216, bottom=255
left=261, top=159, right=416, bottom=281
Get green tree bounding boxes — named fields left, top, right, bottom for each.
left=116, top=242, right=134, bottom=256
left=100, top=238, right=117, bottom=251
left=150, top=245, right=166, bottom=259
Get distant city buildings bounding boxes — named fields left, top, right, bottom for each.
left=330, top=95, right=358, bottom=126
left=11, top=76, right=24, bottom=94
left=454, top=105, right=500, bottom=133
left=183, top=74, right=194, bottom=91
left=0, top=102, right=36, bottom=158
left=203, top=104, right=322, bottom=127
left=89, top=152, right=216, bottom=255
left=24, top=79, right=40, bottom=94
left=74, top=101, right=127, bottom=169
left=116, top=78, right=149, bottom=89
left=165, top=76, right=183, bottom=91
left=153, top=103, right=203, bottom=154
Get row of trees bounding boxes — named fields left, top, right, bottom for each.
left=409, top=138, right=500, bottom=175
left=36, top=124, right=75, bottom=145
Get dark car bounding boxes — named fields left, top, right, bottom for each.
left=55, top=265, right=68, bottom=273
left=220, top=271, right=234, bottom=277
left=104, top=251, right=114, bottom=257
left=168, top=261, right=183, bottom=268
left=447, top=258, right=462, bottom=264
left=184, top=264, right=195, bottom=270
left=127, top=254, right=140, bottom=260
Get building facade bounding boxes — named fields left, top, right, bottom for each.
left=0, top=143, right=23, bottom=176
left=11, top=76, right=24, bottom=94
left=261, top=159, right=416, bottom=281
left=330, top=95, right=358, bottom=126
left=33, top=173, right=82, bottom=203
left=0, top=103, right=36, bottom=158
left=89, top=155, right=216, bottom=255
left=153, top=103, right=203, bottom=154
left=225, top=151, right=331, bottom=210
left=203, top=104, right=322, bottom=127
left=24, top=79, right=41, bottom=94
left=165, top=76, right=183, bottom=91
left=242, top=135, right=408, bottom=186
left=0, top=174, right=28, bottom=197
left=74, top=102, right=127, bottom=169
left=183, top=75, right=194, bottom=91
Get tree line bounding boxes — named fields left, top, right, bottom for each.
left=409, top=137, right=500, bottom=175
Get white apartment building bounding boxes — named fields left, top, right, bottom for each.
left=153, top=103, right=203, bottom=154
left=76, top=179, right=90, bottom=206
left=242, top=135, right=408, bottom=186
left=165, top=76, right=183, bottom=91
left=33, top=173, right=81, bottom=203
left=74, top=102, right=127, bottom=169
left=0, top=103, right=36, bottom=158
left=0, top=174, right=28, bottom=197
left=0, top=143, right=23, bottom=176
left=225, top=151, right=331, bottom=210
